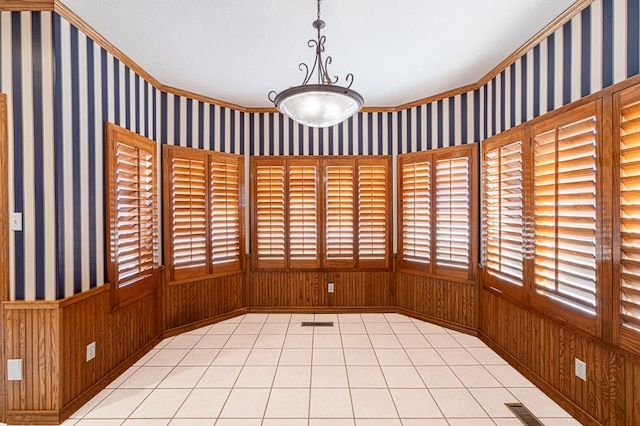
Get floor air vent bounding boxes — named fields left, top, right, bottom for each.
left=505, top=403, right=543, bottom=426
left=300, top=321, right=334, bottom=327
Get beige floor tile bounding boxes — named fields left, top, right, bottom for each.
left=178, top=348, right=220, bottom=366
left=260, top=323, right=289, bottom=335
left=235, top=365, right=276, bottom=387
left=389, top=322, right=420, bottom=334
left=312, top=348, right=345, bottom=365
left=168, top=420, right=214, bottom=426
left=245, top=348, right=281, bottom=365
left=466, top=347, right=508, bottom=365
left=223, top=334, right=258, bottom=348
left=397, top=334, right=431, bottom=348
left=344, top=348, right=379, bottom=365
left=265, top=313, right=292, bottom=323
left=508, top=387, right=572, bottom=418
left=208, top=323, right=239, bottom=335
left=369, top=334, right=402, bottom=349
left=342, top=334, right=373, bottom=348
left=283, top=334, right=313, bottom=348
left=347, top=366, right=388, bottom=388
left=312, top=365, right=349, bottom=387
left=390, top=388, right=443, bottom=417
left=163, top=334, right=202, bottom=349
left=486, top=365, right=534, bottom=387
left=405, top=348, right=446, bottom=365
left=242, top=313, right=269, bottom=323
left=374, top=348, right=411, bottom=365
left=273, top=365, right=312, bottom=387
left=194, top=335, right=230, bottom=349
left=119, top=366, right=172, bottom=388
left=351, top=388, right=398, bottom=418
left=85, top=389, right=152, bottom=418
left=310, top=388, right=353, bottom=418
left=339, top=322, right=367, bottom=334
left=196, top=365, right=242, bottom=388
left=157, top=366, right=207, bottom=388
left=130, top=388, right=190, bottom=418
left=337, top=313, right=364, bottom=323
left=254, top=334, right=286, bottom=348
left=430, top=388, right=488, bottom=418
left=313, top=334, right=343, bottom=348
left=468, top=387, right=518, bottom=417
left=263, top=420, right=307, bottom=426
left=279, top=348, right=312, bottom=365
left=436, top=348, right=479, bottom=365
left=175, top=388, right=230, bottom=418
left=365, top=322, right=394, bottom=335
left=425, top=334, right=463, bottom=348
left=122, top=419, right=170, bottom=426
left=450, top=365, right=503, bottom=388
left=360, top=313, right=388, bottom=323
left=144, top=349, right=189, bottom=366
left=219, top=388, right=270, bottom=418
left=416, top=366, right=464, bottom=388
left=211, top=348, right=251, bottom=365
left=384, top=313, right=413, bottom=323
left=265, top=388, right=310, bottom=418
left=381, top=365, right=425, bottom=388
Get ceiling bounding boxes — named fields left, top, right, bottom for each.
left=60, top=0, right=578, bottom=108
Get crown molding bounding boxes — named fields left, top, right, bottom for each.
left=8, top=0, right=594, bottom=114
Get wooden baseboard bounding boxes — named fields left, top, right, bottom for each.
left=56, top=335, right=162, bottom=422
left=162, top=307, right=248, bottom=338
left=396, top=307, right=479, bottom=336
left=247, top=306, right=397, bottom=314
left=6, top=410, right=60, bottom=425
left=478, top=331, right=601, bottom=426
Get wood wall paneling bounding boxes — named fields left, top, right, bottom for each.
left=162, top=273, right=246, bottom=332
left=248, top=270, right=395, bottom=310
left=479, top=288, right=640, bottom=425
left=396, top=271, right=478, bottom=332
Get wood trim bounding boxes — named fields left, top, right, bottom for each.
left=0, top=0, right=53, bottom=11
left=0, top=93, right=8, bottom=423
left=247, top=306, right=397, bottom=314
left=396, top=307, right=478, bottom=336
left=476, top=0, right=595, bottom=89
left=52, top=1, right=160, bottom=87
left=5, top=410, right=61, bottom=425
left=162, top=307, right=247, bottom=337
left=45, top=0, right=592, bottom=114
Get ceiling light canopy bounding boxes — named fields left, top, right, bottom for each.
left=269, top=0, right=364, bottom=128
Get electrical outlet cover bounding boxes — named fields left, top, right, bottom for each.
left=328, top=282, right=334, bottom=293
left=7, top=359, right=23, bottom=381
left=575, top=357, right=586, bottom=381
left=86, top=342, right=96, bottom=362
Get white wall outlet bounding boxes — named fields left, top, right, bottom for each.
left=86, top=341, right=96, bottom=362
left=575, top=357, right=587, bottom=381
left=7, top=359, right=23, bottom=381
left=328, top=282, right=334, bottom=293
left=10, top=212, right=22, bottom=231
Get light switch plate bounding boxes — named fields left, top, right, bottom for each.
left=10, top=212, right=22, bottom=231
left=7, top=359, right=23, bottom=381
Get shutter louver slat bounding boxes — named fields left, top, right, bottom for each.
left=619, top=94, right=640, bottom=334
left=256, top=165, right=286, bottom=266
left=402, top=161, right=431, bottom=265
left=170, top=156, right=208, bottom=272
left=210, top=159, right=241, bottom=267
left=289, top=164, right=318, bottom=267
left=358, top=165, right=387, bottom=262
left=325, top=165, right=355, bottom=264
left=482, top=140, right=524, bottom=287
left=435, top=157, right=470, bottom=271
left=533, top=112, right=597, bottom=316
left=114, top=142, right=157, bottom=288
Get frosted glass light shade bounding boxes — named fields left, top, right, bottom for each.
left=274, top=84, right=364, bottom=128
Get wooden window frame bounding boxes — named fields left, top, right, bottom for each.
left=251, top=155, right=392, bottom=271
left=162, top=145, right=245, bottom=285
left=398, top=144, right=479, bottom=282
left=105, top=122, right=159, bottom=309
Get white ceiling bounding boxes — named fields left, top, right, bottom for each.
left=60, top=0, right=577, bottom=108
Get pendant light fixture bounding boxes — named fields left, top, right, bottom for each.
left=268, top=0, right=364, bottom=128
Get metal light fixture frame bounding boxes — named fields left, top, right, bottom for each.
left=269, top=0, right=364, bottom=128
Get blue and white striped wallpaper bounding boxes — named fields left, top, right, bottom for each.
left=0, top=0, right=638, bottom=300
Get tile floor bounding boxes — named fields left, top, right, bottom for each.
left=19, top=313, right=583, bottom=425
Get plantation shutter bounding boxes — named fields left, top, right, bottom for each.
left=210, top=156, right=241, bottom=271
left=169, top=152, right=208, bottom=280
left=618, top=87, right=640, bottom=345
left=401, top=159, right=431, bottom=268
left=532, top=103, right=598, bottom=321
left=483, top=139, right=524, bottom=287
left=289, top=161, right=319, bottom=268
left=358, top=160, right=389, bottom=268
left=255, top=164, right=286, bottom=268
left=434, top=155, right=471, bottom=278
left=325, top=161, right=356, bottom=268
left=113, top=140, right=158, bottom=287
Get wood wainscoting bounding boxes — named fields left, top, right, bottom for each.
left=248, top=269, right=395, bottom=311
left=3, top=285, right=161, bottom=425
left=480, top=288, right=640, bottom=425
left=396, top=271, right=479, bottom=333
left=162, top=272, right=247, bottom=335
